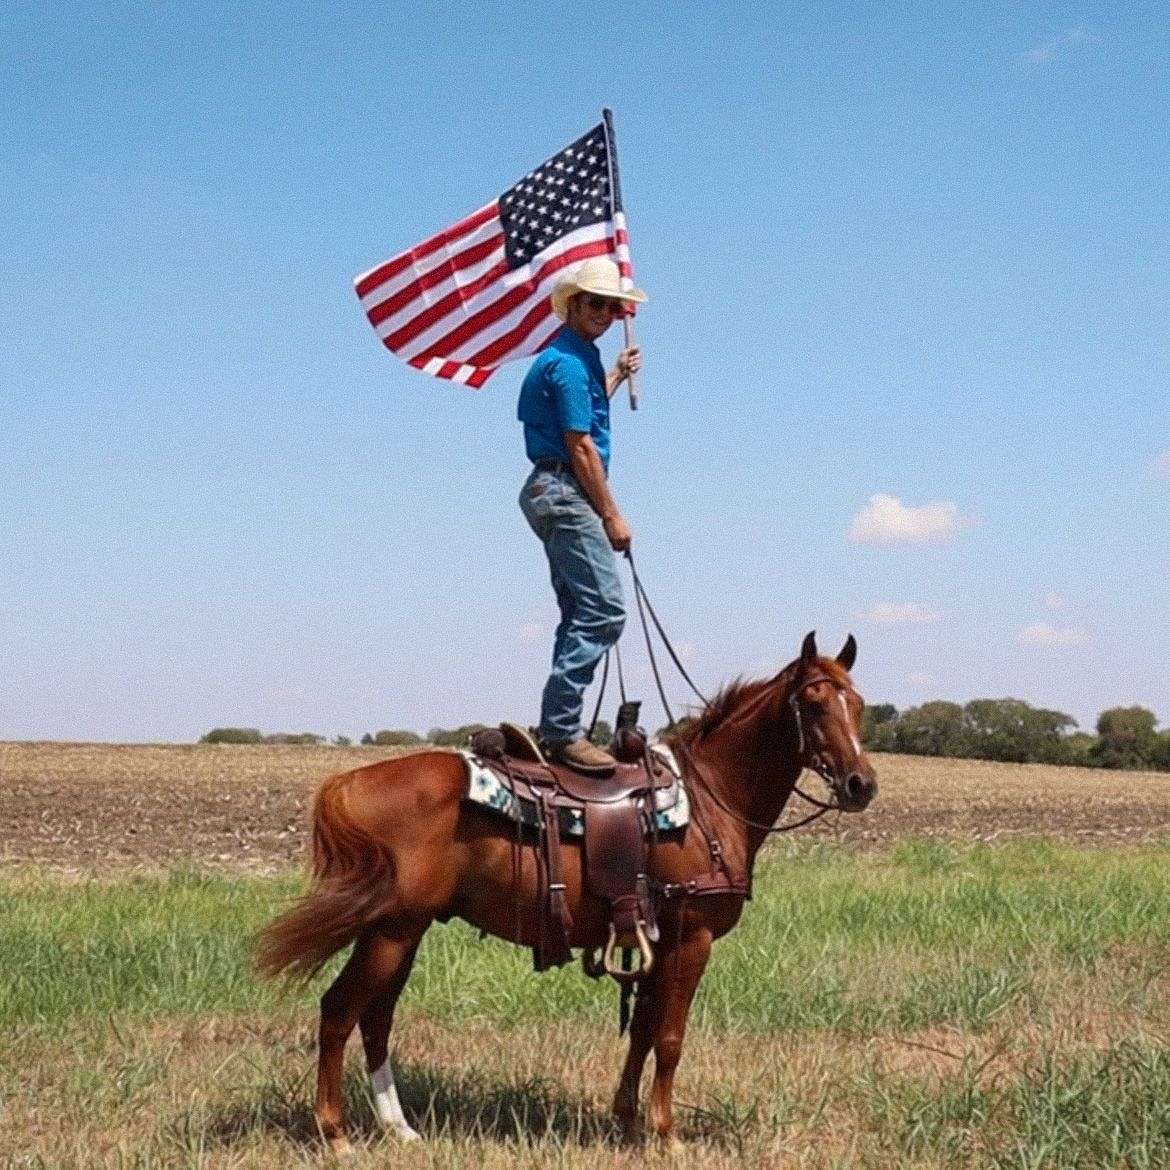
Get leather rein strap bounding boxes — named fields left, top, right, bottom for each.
left=620, top=552, right=842, bottom=819
left=589, top=556, right=853, bottom=902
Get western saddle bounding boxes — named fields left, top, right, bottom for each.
left=469, top=709, right=678, bottom=982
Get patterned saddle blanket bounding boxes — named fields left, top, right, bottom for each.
left=461, top=743, right=690, bottom=837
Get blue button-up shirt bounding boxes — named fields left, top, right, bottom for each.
left=517, top=327, right=611, bottom=472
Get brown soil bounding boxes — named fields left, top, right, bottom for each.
left=2, top=742, right=1169, bottom=873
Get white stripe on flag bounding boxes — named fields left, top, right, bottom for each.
left=392, top=221, right=614, bottom=362
left=468, top=306, right=558, bottom=371
left=358, top=216, right=503, bottom=313
left=369, top=246, right=506, bottom=337
left=437, top=279, right=561, bottom=365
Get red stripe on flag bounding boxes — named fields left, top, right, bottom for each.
left=462, top=319, right=562, bottom=390
left=380, top=258, right=511, bottom=350
left=465, top=298, right=556, bottom=367
left=365, top=231, right=504, bottom=328
left=406, top=236, right=614, bottom=366
left=354, top=202, right=499, bottom=300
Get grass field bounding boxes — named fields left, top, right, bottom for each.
left=4, top=745, right=1170, bottom=1167
left=6, top=840, right=1170, bottom=1167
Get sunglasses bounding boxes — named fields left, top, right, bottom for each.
left=584, top=295, right=625, bottom=314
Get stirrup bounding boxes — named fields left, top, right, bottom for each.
left=601, top=921, right=654, bottom=984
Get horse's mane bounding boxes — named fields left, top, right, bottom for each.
left=663, top=654, right=854, bottom=751
left=665, top=673, right=783, bottom=748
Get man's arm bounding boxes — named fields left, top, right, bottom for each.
left=564, top=431, right=631, bottom=551
left=605, top=346, right=642, bottom=400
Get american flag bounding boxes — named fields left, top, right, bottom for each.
left=354, top=116, right=636, bottom=389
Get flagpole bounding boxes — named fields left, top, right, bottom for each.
left=602, top=107, right=639, bottom=411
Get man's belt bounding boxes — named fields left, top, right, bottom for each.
left=534, top=458, right=572, bottom=473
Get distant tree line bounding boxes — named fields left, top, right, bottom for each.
left=200, top=703, right=1170, bottom=772
left=200, top=729, right=332, bottom=745
left=355, top=721, right=614, bottom=747
left=200, top=721, right=614, bottom=750
left=861, top=700, right=1170, bottom=771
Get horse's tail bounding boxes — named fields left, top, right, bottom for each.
left=254, top=770, right=396, bottom=980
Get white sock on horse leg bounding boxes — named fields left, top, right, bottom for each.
left=371, top=1057, right=421, bottom=1140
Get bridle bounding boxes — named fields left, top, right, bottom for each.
left=788, top=673, right=864, bottom=806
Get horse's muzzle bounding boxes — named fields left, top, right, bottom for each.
left=838, top=770, right=877, bottom=812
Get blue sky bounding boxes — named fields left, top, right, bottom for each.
left=2, top=3, right=1167, bottom=742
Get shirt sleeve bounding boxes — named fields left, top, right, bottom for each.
left=544, top=354, right=593, bottom=434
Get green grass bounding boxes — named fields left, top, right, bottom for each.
left=4, top=839, right=1170, bottom=1036
left=5, top=840, right=1170, bottom=1166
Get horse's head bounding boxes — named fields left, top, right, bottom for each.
left=788, top=631, right=878, bottom=812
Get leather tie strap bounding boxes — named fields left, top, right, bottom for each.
left=537, top=793, right=573, bottom=969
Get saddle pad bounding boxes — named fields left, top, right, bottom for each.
left=460, top=744, right=689, bottom=838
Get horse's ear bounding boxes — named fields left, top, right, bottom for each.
left=800, top=631, right=818, bottom=666
left=837, top=633, right=858, bottom=672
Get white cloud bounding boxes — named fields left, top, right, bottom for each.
left=1151, top=449, right=1170, bottom=479
left=908, top=671, right=936, bottom=690
left=1043, top=592, right=1069, bottom=612
left=1025, top=26, right=1093, bottom=64
left=858, top=602, right=941, bottom=625
left=519, top=622, right=545, bottom=642
left=1018, top=623, right=1090, bottom=648
left=847, top=493, right=970, bottom=545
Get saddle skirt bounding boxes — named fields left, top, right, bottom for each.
left=461, top=743, right=690, bottom=838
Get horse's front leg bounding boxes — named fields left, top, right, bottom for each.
left=612, top=959, right=663, bottom=1141
left=647, top=926, right=712, bottom=1146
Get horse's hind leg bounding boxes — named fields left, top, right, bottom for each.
left=359, top=936, right=424, bottom=1141
left=315, top=924, right=427, bottom=1154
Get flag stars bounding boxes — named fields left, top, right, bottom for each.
left=499, top=124, right=616, bottom=267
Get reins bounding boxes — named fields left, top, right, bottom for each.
left=590, top=550, right=841, bottom=836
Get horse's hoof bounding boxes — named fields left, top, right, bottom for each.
left=327, top=1135, right=354, bottom=1158
left=654, top=1133, right=685, bottom=1157
left=614, top=1114, right=642, bottom=1146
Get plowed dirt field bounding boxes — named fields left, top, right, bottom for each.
left=4, top=742, right=1169, bottom=872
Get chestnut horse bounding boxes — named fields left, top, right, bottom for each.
left=255, top=631, right=877, bottom=1151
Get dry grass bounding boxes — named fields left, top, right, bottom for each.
left=5, top=1004, right=1168, bottom=1168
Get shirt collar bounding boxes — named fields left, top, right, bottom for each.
left=555, top=325, right=602, bottom=366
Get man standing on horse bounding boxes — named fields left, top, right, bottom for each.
left=517, top=257, right=648, bottom=773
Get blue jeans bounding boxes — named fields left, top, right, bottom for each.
left=519, top=465, right=625, bottom=744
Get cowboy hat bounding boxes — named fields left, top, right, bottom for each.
left=549, top=257, right=648, bottom=322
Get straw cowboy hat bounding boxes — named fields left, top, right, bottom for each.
left=550, top=257, right=648, bottom=322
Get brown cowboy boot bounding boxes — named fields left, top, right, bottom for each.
left=548, top=737, right=617, bottom=775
